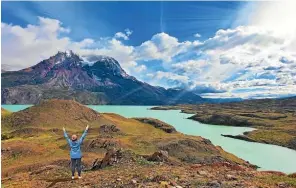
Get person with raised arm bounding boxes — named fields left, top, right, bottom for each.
left=63, top=125, right=89, bottom=179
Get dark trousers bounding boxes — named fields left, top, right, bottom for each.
left=71, top=158, right=82, bottom=176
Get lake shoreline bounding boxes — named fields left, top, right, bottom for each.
left=2, top=104, right=296, bottom=173
left=150, top=97, right=296, bottom=151
left=153, top=105, right=296, bottom=151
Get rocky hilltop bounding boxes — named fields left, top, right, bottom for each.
left=152, top=97, right=296, bottom=150
left=1, top=100, right=296, bottom=187
left=1, top=51, right=203, bottom=105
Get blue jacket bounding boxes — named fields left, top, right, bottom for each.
left=64, top=129, right=88, bottom=159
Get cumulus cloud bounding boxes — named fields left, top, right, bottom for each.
left=192, top=25, right=296, bottom=98
left=114, top=28, right=133, bottom=40
left=1, top=18, right=143, bottom=74
left=135, top=32, right=198, bottom=62
left=172, top=59, right=209, bottom=74
left=1, top=18, right=197, bottom=77
left=2, top=8, right=296, bottom=99
left=1, top=18, right=70, bottom=69
left=114, top=32, right=128, bottom=40
left=146, top=71, right=190, bottom=88
left=144, top=23, right=296, bottom=98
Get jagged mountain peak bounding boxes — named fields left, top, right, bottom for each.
left=2, top=51, right=204, bottom=105
left=82, top=55, right=121, bottom=67
left=56, top=50, right=75, bottom=57
left=82, top=54, right=129, bottom=78
left=52, top=50, right=83, bottom=65
left=52, top=52, right=122, bottom=72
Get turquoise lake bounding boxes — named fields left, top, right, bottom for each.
left=2, top=104, right=296, bottom=173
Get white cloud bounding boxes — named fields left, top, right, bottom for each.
left=172, top=59, right=209, bottom=74
left=154, top=71, right=189, bottom=82
left=2, top=8, right=296, bottom=99
left=202, top=85, right=296, bottom=99
left=194, top=33, right=201, bottom=38
left=114, top=28, right=133, bottom=40
left=138, top=23, right=296, bottom=98
left=135, top=32, right=198, bottom=62
left=133, top=64, right=147, bottom=73
left=114, top=32, right=129, bottom=40
left=1, top=19, right=143, bottom=74
left=1, top=18, right=70, bottom=69
left=244, top=1, right=296, bottom=37
left=157, top=21, right=293, bottom=98
left=147, top=71, right=190, bottom=88
left=125, top=28, right=133, bottom=36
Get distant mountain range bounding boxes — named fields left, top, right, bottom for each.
left=1, top=51, right=207, bottom=105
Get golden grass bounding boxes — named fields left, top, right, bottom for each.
left=248, top=130, right=294, bottom=145
left=256, top=174, right=296, bottom=187
left=1, top=109, right=242, bottom=178
left=2, top=100, right=294, bottom=188
left=1, top=107, right=12, bottom=117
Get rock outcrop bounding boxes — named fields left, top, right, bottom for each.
left=133, top=118, right=177, bottom=133
left=221, top=134, right=257, bottom=142
left=147, top=150, right=169, bottom=162
left=99, top=124, right=121, bottom=134
left=91, top=148, right=123, bottom=170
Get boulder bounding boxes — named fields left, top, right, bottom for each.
left=147, top=150, right=169, bottom=162
left=277, top=182, right=289, bottom=188
left=87, top=138, right=120, bottom=151
left=99, top=124, right=120, bottom=134
left=91, top=148, right=123, bottom=170
left=133, top=118, right=177, bottom=133
left=207, top=180, right=221, bottom=188
left=131, top=179, right=137, bottom=184
left=225, top=174, right=238, bottom=180
left=197, top=170, right=208, bottom=176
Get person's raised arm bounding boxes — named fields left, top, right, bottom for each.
left=78, top=125, right=89, bottom=144
left=63, top=127, right=71, bottom=146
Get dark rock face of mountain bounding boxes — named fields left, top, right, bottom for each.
left=1, top=51, right=204, bottom=105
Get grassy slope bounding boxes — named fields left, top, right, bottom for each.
left=1, top=100, right=229, bottom=170
left=1, top=107, right=11, bottom=117
left=1, top=99, right=295, bottom=187
left=152, top=97, right=296, bottom=150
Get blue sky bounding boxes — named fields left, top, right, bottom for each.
left=2, top=1, right=296, bottom=99
left=2, top=2, right=244, bottom=44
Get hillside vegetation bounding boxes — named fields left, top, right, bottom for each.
left=1, top=99, right=296, bottom=187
